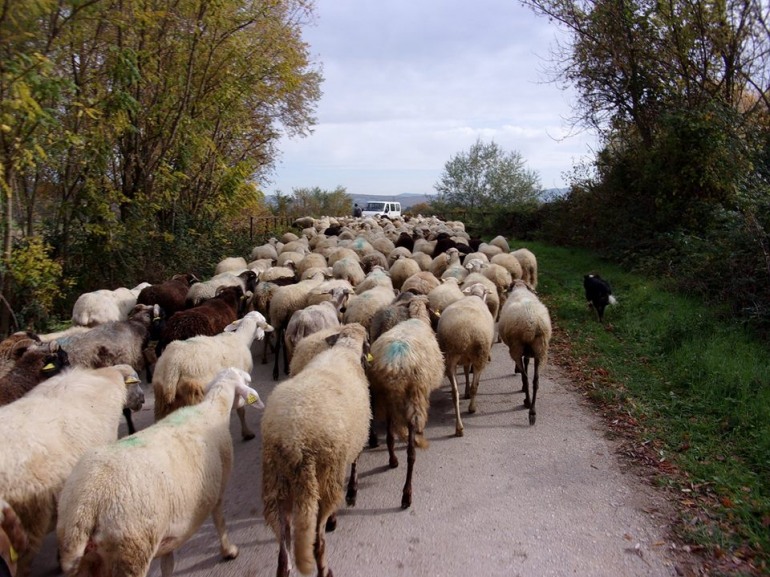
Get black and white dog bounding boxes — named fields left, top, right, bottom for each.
left=584, top=274, right=617, bottom=322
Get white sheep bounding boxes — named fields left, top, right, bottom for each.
left=490, top=252, right=523, bottom=280
left=57, top=367, right=264, bottom=577
left=71, top=282, right=151, bottom=327
left=367, top=297, right=443, bottom=509
left=498, top=279, right=552, bottom=425
left=262, top=323, right=371, bottom=577
left=270, top=272, right=327, bottom=379
left=342, top=284, right=397, bottom=333
left=436, top=283, right=495, bottom=437
left=284, top=288, right=349, bottom=367
left=511, top=247, right=538, bottom=289
left=214, top=256, right=248, bottom=275
left=184, top=269, right=257, bottom=307
left=354, top=266, right=393, bottom=294
left=427, top=276, right=464, bottom=314
left=332, top=255, right=365, bottom=286
left=400, top=270, right=440, bottom=296
left=0, top=364, right=143, bottom=576
left=388, top=255, right=421, bottom=290
left=152, top=310, right=272, bottom=440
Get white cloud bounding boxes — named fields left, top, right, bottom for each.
left=268, top=0, right=598, bottom=195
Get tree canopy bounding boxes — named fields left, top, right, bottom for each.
left=0, top=0, right=321, bottom=329
left=433, top=139, right=541, bottom=210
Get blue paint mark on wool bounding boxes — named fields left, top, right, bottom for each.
left=384, top=340, right=410, bottom=364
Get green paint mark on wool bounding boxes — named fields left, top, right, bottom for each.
left=164, top=405, right=202, bottom=427
left=116, top=435, right=146, bottom=448
left=384, top=340, right=410, bottom=364
left=353, top=238, right=366, bottom=250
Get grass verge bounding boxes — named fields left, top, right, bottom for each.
left=527, top=240, right=770, bottom=577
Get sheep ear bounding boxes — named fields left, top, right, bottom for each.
left=324, top=333, right=341, bottom=347
left=224, top=320, right=240, bottom=332
left=261, top=322, right=274, bottom=333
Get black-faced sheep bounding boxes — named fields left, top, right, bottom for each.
left=498, top=280, right=552, bottom=425
left=436, top=283, right=496, bottom=437
left=152, top=310, right=273, bottom=440
left=57, top=367, right=264, bottom=577
left=262, top=323, right=371, bottom=577
left=367, top=297, right=443, bottom=509
left=584, top=273, right=617, bottom=322
left=0, top=364, right=142, bottom=576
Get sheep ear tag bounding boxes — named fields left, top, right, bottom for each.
left=366, top=353, right=374, bottom=363
left=125, top=376, right=140, bottom=385
left=247, top=392, right=265, bottom=409
left=42, top=362, right=56, bottom=371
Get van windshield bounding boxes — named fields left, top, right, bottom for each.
left=365, top=202, right=386, bottom=211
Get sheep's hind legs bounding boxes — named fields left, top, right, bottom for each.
left=277, top=502, right=292, bottom=577
left=386, top=417, right=398, bottom=468
left=314, top=512, right=333, bottom=577
left=236, top=406, right=255, bottom=441
left=211, top=500, right=238, bottom=560
left=528, top=359, right=540, bottom=425
left=346, top=459, right=359, bottom=506
left=446, top=362, right=464, bottom=437
left=401, top=422, right=416, bottom=509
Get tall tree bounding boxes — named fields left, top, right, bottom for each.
left=434, top=139, right=541, bottom=210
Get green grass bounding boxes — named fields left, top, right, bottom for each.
left=524, top=241, right=770, bottom=575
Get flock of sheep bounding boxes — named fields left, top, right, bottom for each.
left=0, top=213, right=554, bottom=577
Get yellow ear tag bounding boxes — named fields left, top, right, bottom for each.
left=9, top=544, right=18, bottom=564
left=125, top=377, right=140, bottom=384
left=42, top=362, right=55, bottom=371
left=247, top=393, right=259, bottom=405
left=434, top=310, right=441, bottom=317
left=366, top=353, right=374, bottom=363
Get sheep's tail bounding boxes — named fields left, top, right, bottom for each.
left=405, top=389, right=431, bottom=449
left=58, top=503, right=101, bottom=576
left=293, top=457, right=320, bottom=576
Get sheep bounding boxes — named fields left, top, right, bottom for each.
left=55, top=304, right=159, bottom=434
left=394, top=231, right=415, bottom=251
left=386, top=246, right=412, bottom=267
left=388, top=255, right=421, bottom=291
left=342, top=284, right=397, bottom=333
left=0, top=342, right=70, bottom=406
left=332, top=256, right=365, bottom=286
left=269, top=272, right=327, bottom=379
left=71, top=282, right=151, bottom=327
left=489, top=235, right=510, bottom=253
left=490, top=252, right=523, bottom=280
left=584, top=273, right=617, bottom=322
left=461, top=272, right=500, bottom=321
left=498, top=280, right=552, bottom=425
left=184, top=269, right=258, bottom=307
left=295, top=252, right=328, bottom=279
left=57, top=367, right=264, bottom=577
left=367, top=298, right=443, bottom=509
left=400, top=270, right=440, bottom=296
left=259, top=264, right=298, bottom=285
left=1, top=498, right=29, bottom=577
left=136, top=273, right=198, bottom=316
left=478, top=242, right=503, bottom=260
left=214, top=256, right=248, bottom=275
left=283, top=287, right=350, bottom=368
left=432, top=232, right=458, bottom=257
left=157, top=285, right=249, bottom=355
left=512, top=247, right=538, bottom=289
left=0, top=331, right=42, bottom=379
left=360, top=250, right=389, bottom=273
left=429, top=246, right=462, bottom=279
left=0, top=364, right=143, bottom=576
left=410, top=250, right=433, bottom=271
left=427, top=276, right=464, bottom=314
left=287, top=327, right=341, bottom=377
left=262, top=323, right=371, bottom=577
left=250, top=240, right=279, bottom=262
left=436, top=283, right=495, bottom=437
left=354, top=266, right=393, bottom=295
left=152, top=310, right=273, bottom=440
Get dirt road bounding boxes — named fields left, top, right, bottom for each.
left=30, top=338, right=691, bottom=577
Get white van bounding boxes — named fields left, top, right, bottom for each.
left=361, top=201, right=401, bottom=219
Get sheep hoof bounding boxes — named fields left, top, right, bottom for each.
left=242, top=432, right=255, bottom=441
left=454, top=428, right=464, bottom=437
left=325, top=515, right=337, bottom=532
left=529, top=412, right=536, bottom=426
left=223, top=544, right=238, bottom=559
left=401, top=496, right=411, bottom=509
left=468, top=404, right=477, bottom=414
left=389, top=456, right=399, bottom=469
left=523, top=398, right=531, bottom=409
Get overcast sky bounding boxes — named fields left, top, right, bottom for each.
left=268, top=0, right=598, bottom=196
